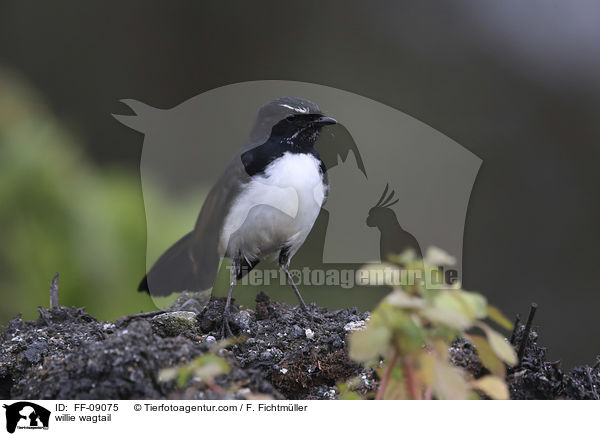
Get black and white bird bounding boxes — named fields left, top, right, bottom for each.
left=138, top=97, right=337, bottom=336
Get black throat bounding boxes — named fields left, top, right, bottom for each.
left=240, top=134, right=327, bottom=179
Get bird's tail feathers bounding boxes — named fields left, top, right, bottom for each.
left=138, top=232, right=219, bottom=296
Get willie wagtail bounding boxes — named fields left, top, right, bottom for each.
left=138, top=97, right=337, bottom=336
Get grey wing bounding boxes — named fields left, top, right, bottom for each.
left=139, top=151, right=249, bottom=296
left=188, top=154, right=250, bottom=285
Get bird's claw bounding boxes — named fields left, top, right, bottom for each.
left=300, top=304, right=314, bottom=325
left=220, top=309, right=233, bottom=339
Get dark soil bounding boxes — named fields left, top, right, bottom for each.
left=505, top=323, right=600, bottom=399
left=0, top=292, right=374, bottom=400
left=450, top=322, right=600, bottom=399
left=1, top=295, right=598, bottom=400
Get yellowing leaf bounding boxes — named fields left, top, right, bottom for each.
left=193, top=360, right=228, bottom=380
left=432, top=359, right=470, bottom=400
left=349, top=326, right=391, bottom=363
left=421, top=306, right=472, bottom=330
left=432, top=290, right=486, bottom=323
left=455, top=291, right=487, bottom=319
left=382, top=375, right=408, bottom=400
left=431, top=338, right=450, bottom=361
left=187, top=354, right=230, bottom=383
left=157, top=367, right=178, bottom=383
left=487, top=305, right=514, bottom=330
left=415, top=350, right=435, bottom=386
left=389, top=249, right=418, bottom=265
left=385, top=289, right=425, bottom=309
left=472, top=375, right=510, bottom=400
left=424, top=246, right=456, bottom=266
left=467, top=334, right=505, bottom=378
left=477, top=322, right=518, bottom=366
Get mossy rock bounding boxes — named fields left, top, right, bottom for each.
left=151, top=311, right=198, bottom=337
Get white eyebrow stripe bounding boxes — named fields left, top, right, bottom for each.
left=279, top=104, right=310, bottom=113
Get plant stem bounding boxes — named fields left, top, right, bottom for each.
left=49, top=272, right=59, bottom=309
left=403, top=355, right=420, bottom=400
left=424, top=387, right=433, bottom=400
left=376, top=348, right=399, bottom=400
left=517, top=303, right=538, bottom=363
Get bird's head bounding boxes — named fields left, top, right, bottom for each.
left=250, top=97, right=336, bottom=147
left=271, top=113, right=337, bottom=147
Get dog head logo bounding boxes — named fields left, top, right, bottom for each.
left=3, top=402, right=50, bottom=433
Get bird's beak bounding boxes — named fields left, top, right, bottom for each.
left=312, top=116, right=337, bottom=126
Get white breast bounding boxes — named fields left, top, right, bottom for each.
left=220, top=152, right=327, bottom=264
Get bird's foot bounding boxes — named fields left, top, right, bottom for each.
left=299, top=302, right=314, bottom=325
left=115, top=309, right=168, bottom=327
left=220, top=308, right=233, bottom=339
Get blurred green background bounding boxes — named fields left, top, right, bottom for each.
left=0, top=71, right=184, bottom=322
left=1, top=1, right=599, bottom=367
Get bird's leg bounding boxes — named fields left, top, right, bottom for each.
left=220, top=260, right=238, bottom=339
left=279, top=248, right=313, bottom=321
left=281, top=265, right=313, bottom=322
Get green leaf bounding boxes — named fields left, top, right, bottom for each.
left=487, top=305, right=514, bottom=330
left=477, top=322, right=518, bottom=366
left=339, top=391, right=362, bottom=400
left=177, top=367, right=192, bottom=388
left=349, top=326, right=391, bottom=363
left=391, top=316, right=426, bottom=353
left=472, top=375, right=510, bottom=400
